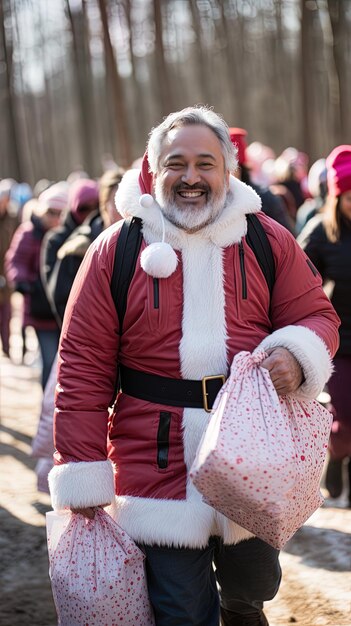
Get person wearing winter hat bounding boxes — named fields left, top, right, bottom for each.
left=229, top=128, right=294, bottom=233
left=273, top=148, right=309, bottom=222
left=41, top=172, right=126, bottom=328
left=295, top=158, right=327, bottom=236
left=245, top=142, right=276, bottom=188
left=41, top=178, right=99, bottom=288
left=67, top=178, right=99, bottom=225
left=298, top=145, right=351, bottom=507
left=40, top=178, right=100, bottom=325
left=5, top=185, right=67, bottom=388
left=48, top=106, right=339, bottom=626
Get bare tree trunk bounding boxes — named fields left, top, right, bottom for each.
left=0, top=0, right=22, bottom=179
left=66, top=0, right=97, bottom=175
left=273, top=0, right=293, bottom=126
left=300, top=0, right=314, bottom=157
left=153, top=0, right=172, bottom=115
left=123, top=0, right=146, bottom=139
left=97, top=0, right=132, bottom=168
left=11, top=1, right=35, bottom=183
left=217, top=0, right=246, bottom=124
left=327, top=0, right=349, bottom=139
left=187, top=0, right=209, bottom=103
left=321, top=0, right=343, bottom=146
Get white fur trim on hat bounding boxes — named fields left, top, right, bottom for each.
left=48, top=459, right=115, bottom=511
left=255, top=325, right=333, bottom=400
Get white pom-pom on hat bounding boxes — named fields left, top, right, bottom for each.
left=141, top=242, right=178, bottom=278
left=138, top=193, right=178, bottom=278
left=139, top=193, right=154, bottom=209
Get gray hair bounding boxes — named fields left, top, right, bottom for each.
left=147, top=106, right=237, bottom=174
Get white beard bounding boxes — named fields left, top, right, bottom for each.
left=155, top=178, right=228, bottom=234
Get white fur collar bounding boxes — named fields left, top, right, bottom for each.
left=115, top=169, right=261, bottom=249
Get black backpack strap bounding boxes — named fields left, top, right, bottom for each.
left=111, top=216, right=143, bottom=335
left=246, top=213, right=275, bottom=297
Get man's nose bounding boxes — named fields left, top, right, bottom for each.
left=181, top=165, right=201, bottom=185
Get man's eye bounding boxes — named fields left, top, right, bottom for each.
left=167, top=162, right=183, bottom=168
left=199, top=162, right=213, bottom=168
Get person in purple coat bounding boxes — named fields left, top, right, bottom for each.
left=5, top=183, right=68, bottom=388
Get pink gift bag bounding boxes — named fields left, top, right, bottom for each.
left=190, top=351, right=332, bottom=549
left=46, top=508, right=155, bottom=626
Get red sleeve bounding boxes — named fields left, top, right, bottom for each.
left=53, top=229, right=120, bottom=464
left=267, top=219, right=340, bottom=357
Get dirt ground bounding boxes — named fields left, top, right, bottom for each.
left=0, top=298, right=350, bottom=626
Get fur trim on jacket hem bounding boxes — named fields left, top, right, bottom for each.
left=110, top=494, right=254, bottom=549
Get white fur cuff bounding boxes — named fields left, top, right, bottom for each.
left=255, top=325, right=333, bottom=400
left=48, top=460, right=115, bottom=511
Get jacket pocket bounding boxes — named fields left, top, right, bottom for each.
left=156, top=411, right=171, bottom=469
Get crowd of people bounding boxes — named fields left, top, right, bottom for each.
left=0, top=107, right=350, bottom=625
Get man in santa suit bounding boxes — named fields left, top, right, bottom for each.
left=49, top=107, right=339, bottom=626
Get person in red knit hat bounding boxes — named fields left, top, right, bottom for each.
left=298, top=145, right=351, bottom=506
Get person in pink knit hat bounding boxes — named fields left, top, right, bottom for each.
left=68, top=178, right=100, bottom=226
left=298, top=145, right=351, bottom=506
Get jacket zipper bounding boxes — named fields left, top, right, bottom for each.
left=239, top=242, right=247, bottom=299
left=153, top=278, right=159, bottom=309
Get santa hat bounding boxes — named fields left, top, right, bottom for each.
left=229, top=128, right=248, bottom=166
left=138, top=152, right=178, bottom=279
left=326, top=145, right=351, bottom=197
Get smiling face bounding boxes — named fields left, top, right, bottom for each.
left=154, top=124, right=230, bottom=233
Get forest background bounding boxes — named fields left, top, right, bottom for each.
left=1, top=0, right=350, bottom=185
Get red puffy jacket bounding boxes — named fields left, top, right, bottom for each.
left=49, top=172, right=339, bottom=548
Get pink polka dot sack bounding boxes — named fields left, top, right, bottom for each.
left=46, top=508, right=155, bottom=626
left=190, top=351, right=332, bottom=549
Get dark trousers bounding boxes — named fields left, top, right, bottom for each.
left=139, top=537, right=281, bottom=626
left=35, top=328, right=60, bottom=389
left=327, top=355, right=351, bottom=460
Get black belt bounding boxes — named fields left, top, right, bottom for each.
left=119, top=365, right=226, bottom=412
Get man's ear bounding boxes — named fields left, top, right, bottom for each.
left=225, top=169, right=230, bottom=190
